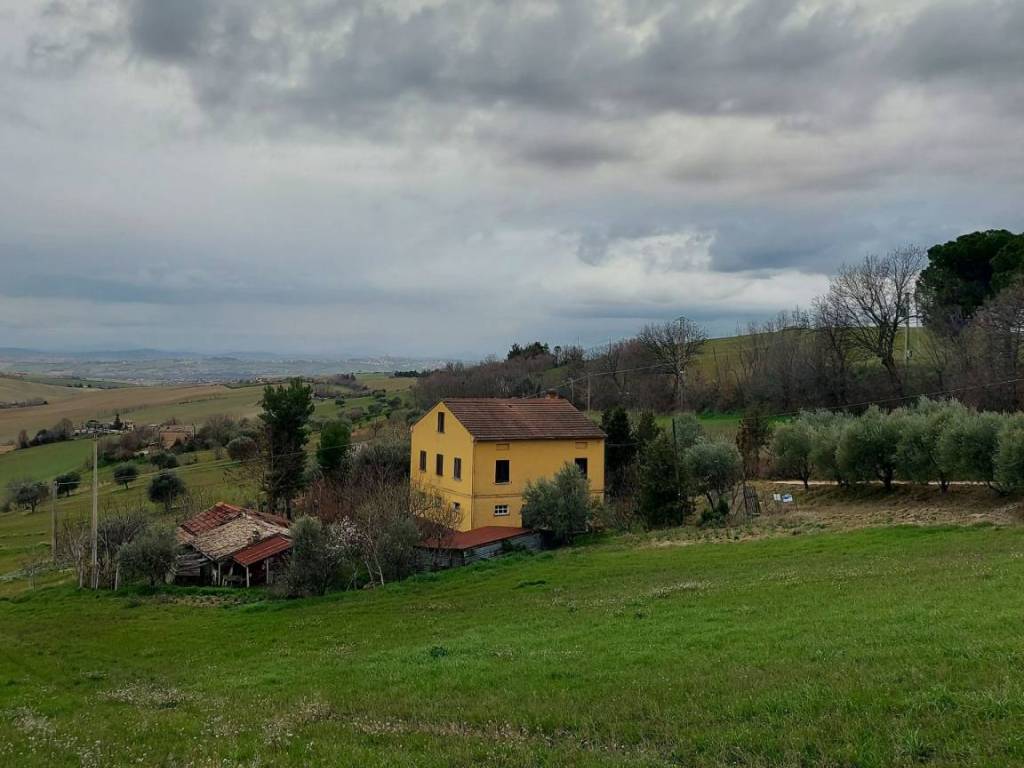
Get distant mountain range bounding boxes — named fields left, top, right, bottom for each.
left=0, top=348, right=452, bottom=385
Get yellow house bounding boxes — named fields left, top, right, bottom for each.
left=410, top=394, right=606, bottom=531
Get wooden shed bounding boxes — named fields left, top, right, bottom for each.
left=175, top=503, right=292, bottom=587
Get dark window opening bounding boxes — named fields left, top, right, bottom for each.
left=437, top=412, right=445, bottom=433
left=574, top=457, right=588, bottom=477
left=453, top=457, right=462, bottom=480
left=436, top=454, right=444, bottom=476
left=419, top=450, right=427, bottom=472
left=495, top=459, right=510, bottom=484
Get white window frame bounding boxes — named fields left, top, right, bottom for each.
left=494, top=504, right=509, bottom=517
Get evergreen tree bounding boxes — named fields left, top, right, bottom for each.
left=638, top=432, right=690, bottom=527
left=258, top=378, right=314, bottom=517
left=317, top=420, right=352, bottom=482
left=600, top=406, right=635, bottom=497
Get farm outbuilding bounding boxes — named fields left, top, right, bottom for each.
left=175, top=502, right=291, bottom=587
left=417, top=525, right=543, bottom=569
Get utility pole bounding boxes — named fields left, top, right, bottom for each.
left=904, top=291, right=913, bottom=365
left=586, top=374, right=591, bottom=413
left=50, top=480, right=57, bottom=563
left=91, top=440, right=98, bottom=590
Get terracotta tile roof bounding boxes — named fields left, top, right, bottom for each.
left=177, top=502, right=291, bottom=562
left=420, top=525, right=533, bottom=551
left=190, top=516, right=290, bottom=562
left=180, top=502, right=246, bottom=536
left=232, top=534, right=292, bottom=566
left=441, top=397, right=605, bottom=441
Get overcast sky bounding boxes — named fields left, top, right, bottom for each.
left=1, top=0, right=1022, bottom=358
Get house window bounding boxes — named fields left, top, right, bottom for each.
left=494, top=504, right=509, bottom=516
left=575, top=457, right=588, bottom=477
left=419, top=450, right=427, bottom=472
left=452, top=501, right=461, bottom=515
left=453, top=457, right=462, bottom=480
left=435, top=454, right=444, bottom=476
left=495, top=459, right=510, bottom=484
left=437, top=412, right=445, bottom=433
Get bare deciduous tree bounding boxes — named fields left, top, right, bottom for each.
left=412, top=489, right=462, bottom=569
left=638, top=317, right=707, bottom=409
left=824, top=247, right=924, bottom=397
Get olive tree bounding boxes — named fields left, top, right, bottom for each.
left=8, top=480, right=47, bottom=513
left=226, top=435, right=258, bottom=461
left=995, top=414, right=1024, bottom=492
left=522, top=463, right=597, bottom=545
left=285, top=516, right=358, bottom=596
left=894, top=399, right=964, bottom=490
left=55, top=471, right=81, bottom=498
left=118, top=525, right=179, bottom=586
left=771, top=420, right=814, bottom=488
left=113, top=463, right=139, bottom=489
left=805, top=410, right=851, bottom=485
left=684, top=440, right=743, bottom=511
left=148, top=471, right=186, bottom=513
left=836, top=406, right=902, bottom=490
left=937, top=410, right=1003, bottom=486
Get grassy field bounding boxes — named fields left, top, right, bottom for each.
left=0, top=440, right=94, bottom=491
left=3, top=523, right=1024, bottom=766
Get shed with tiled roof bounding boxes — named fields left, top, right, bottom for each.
left=175, top=503, right=292, bottom=587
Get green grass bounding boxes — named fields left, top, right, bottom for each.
left=0, top=441, right=94, bottom=491
left=3, top=525, right=1024, bottom=766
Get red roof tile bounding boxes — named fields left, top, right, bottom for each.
left=420, top=525, right=533, bottom=551
left=441, top=398, right=605, bottom=441
left=180, top=502, right=246, bottom=535
left=232, top=534, right=292, bottom=566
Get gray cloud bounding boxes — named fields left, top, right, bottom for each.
left=1, top=1, right=1023, bottom=355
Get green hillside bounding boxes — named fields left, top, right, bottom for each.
left=3, top=524, right=1024, bottom=766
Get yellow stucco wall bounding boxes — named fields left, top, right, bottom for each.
left=410, top=402, right=605, bottom=531
left=409, top=403, right=475, bottom=530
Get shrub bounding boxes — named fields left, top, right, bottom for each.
left=113, top=463, right=139, bottom=489
left=521, top=463, right=596, bottom=545
left=148, top=472, right=186, bottom=513
left=684, top=440, right=743, bottom=509
left=699, top=497, right=731, bottom=528
left=118, top=526, right=178, bottom=586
